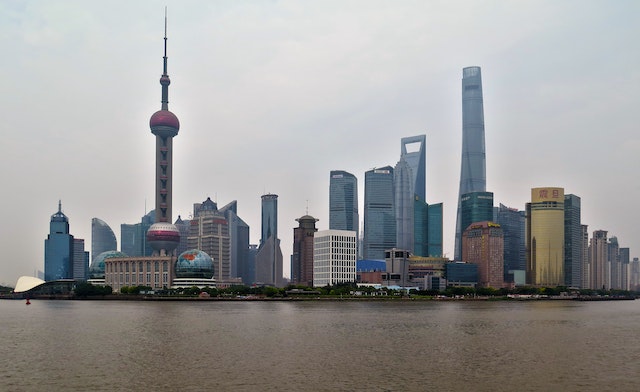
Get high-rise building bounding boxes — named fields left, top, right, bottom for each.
left=188, top=197, right=231, bottom=282
left=44, top=201, right=86, bottom=282
left=292, top=214, right=318, bottom=286
left=630, top=257, right=640, bottom=292
left=256, top=194, right=283, bottom=287
left=581, top=224, right=589, bottom=289
left=329, top=171, right=359, bottom=237
left=91, top=218, right=117, bottom=261
left=619, top=247, right=630, bottom=291
left=45, top=201, right=73, bottom=281
left=427, top=203, right=443, bottom=257
left=462, top=221, right=504, bottom=288
left=608, top=237, right=620, bottom=290
left=589, top=230, right=608, bottom=290
left=313, top=229, right=357, bottom=287
left=219, top=200, right=250, bottom=283
left=363, top=166, right=396, bottom=260
left=564, top=194, right=582, bottom=288
left=455, top=66, right=487, bottom=260
left=73, top=238, right=89, bottom=281
left=173, top=215, right=191, bottom=256
left=525, top=187, right=565, bottom=286
left=145, top=16, right=181, bottom=257
left=494, top=203, right=525, bottom=280
left=121, top=210, right=155, bottom=257
left=395, top=135, right=426, bottom=254
left=459, top=191, right=494, bottom=259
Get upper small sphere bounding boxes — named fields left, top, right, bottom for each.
left=150, top=110, right=180, bottom=137
left=160, top=75, right=171, bottom=86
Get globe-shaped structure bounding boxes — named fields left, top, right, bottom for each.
left=146, top=222, right=180, bottom=253
left=150, top=110, right=179, bottom=138
left=89, top=250, right=128, bottom=279
left=175, top=249, right=214, bottom=279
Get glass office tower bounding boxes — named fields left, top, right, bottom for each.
left=91, top=218, right=117, bottom=261
left=363, top=166, right=396, bottom=260
left=564, top=194, right=582, bottom=287
left=329, top=170, right=359, bottom=239
left=44, top=201, right=73, bottom=281
left=459, top=191, right=494, bottom=247
left=455, top=66, right=487, bottom=260
left=394, top=135, right=426, bottom=254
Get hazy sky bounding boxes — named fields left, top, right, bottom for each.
left=1, top=0, right=639, bottom=286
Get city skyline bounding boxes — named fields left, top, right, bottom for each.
left=1, top=1, right=639, bottom=285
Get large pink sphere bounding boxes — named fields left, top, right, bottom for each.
left=146, top=222, right=180, bottom=252
left=150, top=110, right=179, bottom=137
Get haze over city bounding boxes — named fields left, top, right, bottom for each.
left=1, top=0, right=638, bottom=286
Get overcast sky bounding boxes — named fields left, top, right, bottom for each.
left=1, top=0, right=639, bottom=286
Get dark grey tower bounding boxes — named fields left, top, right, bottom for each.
left=455, top=66, right=486, bottom=260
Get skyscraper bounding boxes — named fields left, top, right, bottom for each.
left=427, top=203, right=443, bottom=257
left=564, top=194, right=582, bottom=287
left=145, top=15, right=181, bottom=256
left=188, top=197, right=231, bottom=281
left=589, top=230, right=608, bottom=290
left=73, top=238, right=89, bottom=281
left=120, top=210, right=155, bottom=257
left=219, top=200, right=250, bottom=283
left=44, top=201, right=86, bottom=282
left=329, top=170, right=359, bottom=238
left=91, top=218, right=117, bottom=261
left=256, top=194, right=283, bottom=287
left=394, top=135, right=426, bottom=254
left=525, top=187, right=565, bottom=286
left=292, top=214, right=318, bottom=286
left=455, top=66, right=487, bottom=260
left=608, top=237, right=620, bottom=290
left=494, top=203, right=526, bottom=279
left=581, top=224, right=589, bottom=288
left=45, top=201, right=73, bottom=281
left=459, top=191, right=494, bottom=253
left=363, top=166, right=396, bottom=260
left=462, top=221, right=504, bottom=288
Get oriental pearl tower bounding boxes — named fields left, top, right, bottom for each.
left=146, top=14, right=181, bottom=256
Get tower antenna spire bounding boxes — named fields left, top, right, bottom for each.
left=160, top=7, right=170, bottom=110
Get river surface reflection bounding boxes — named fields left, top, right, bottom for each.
left=1, top=299, right=639, bottom=391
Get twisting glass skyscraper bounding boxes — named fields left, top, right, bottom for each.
left=455, top=66, right=487, bottom=260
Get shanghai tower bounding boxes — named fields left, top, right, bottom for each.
left=454, top=66, right=486, bottom=260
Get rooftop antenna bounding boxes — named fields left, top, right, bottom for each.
left=161, top=7, right=170, bottom=111
left=306, top=200, right=309, bottom=215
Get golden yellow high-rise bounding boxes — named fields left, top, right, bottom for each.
left=526, top=187, right=565, bottom=286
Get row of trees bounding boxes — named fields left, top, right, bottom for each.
left=74, top=283, right=113, bottom=297
left=74, top=282, right=639, bottom=299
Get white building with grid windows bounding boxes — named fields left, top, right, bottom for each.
left=313, top=230, right=357, bottom=287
